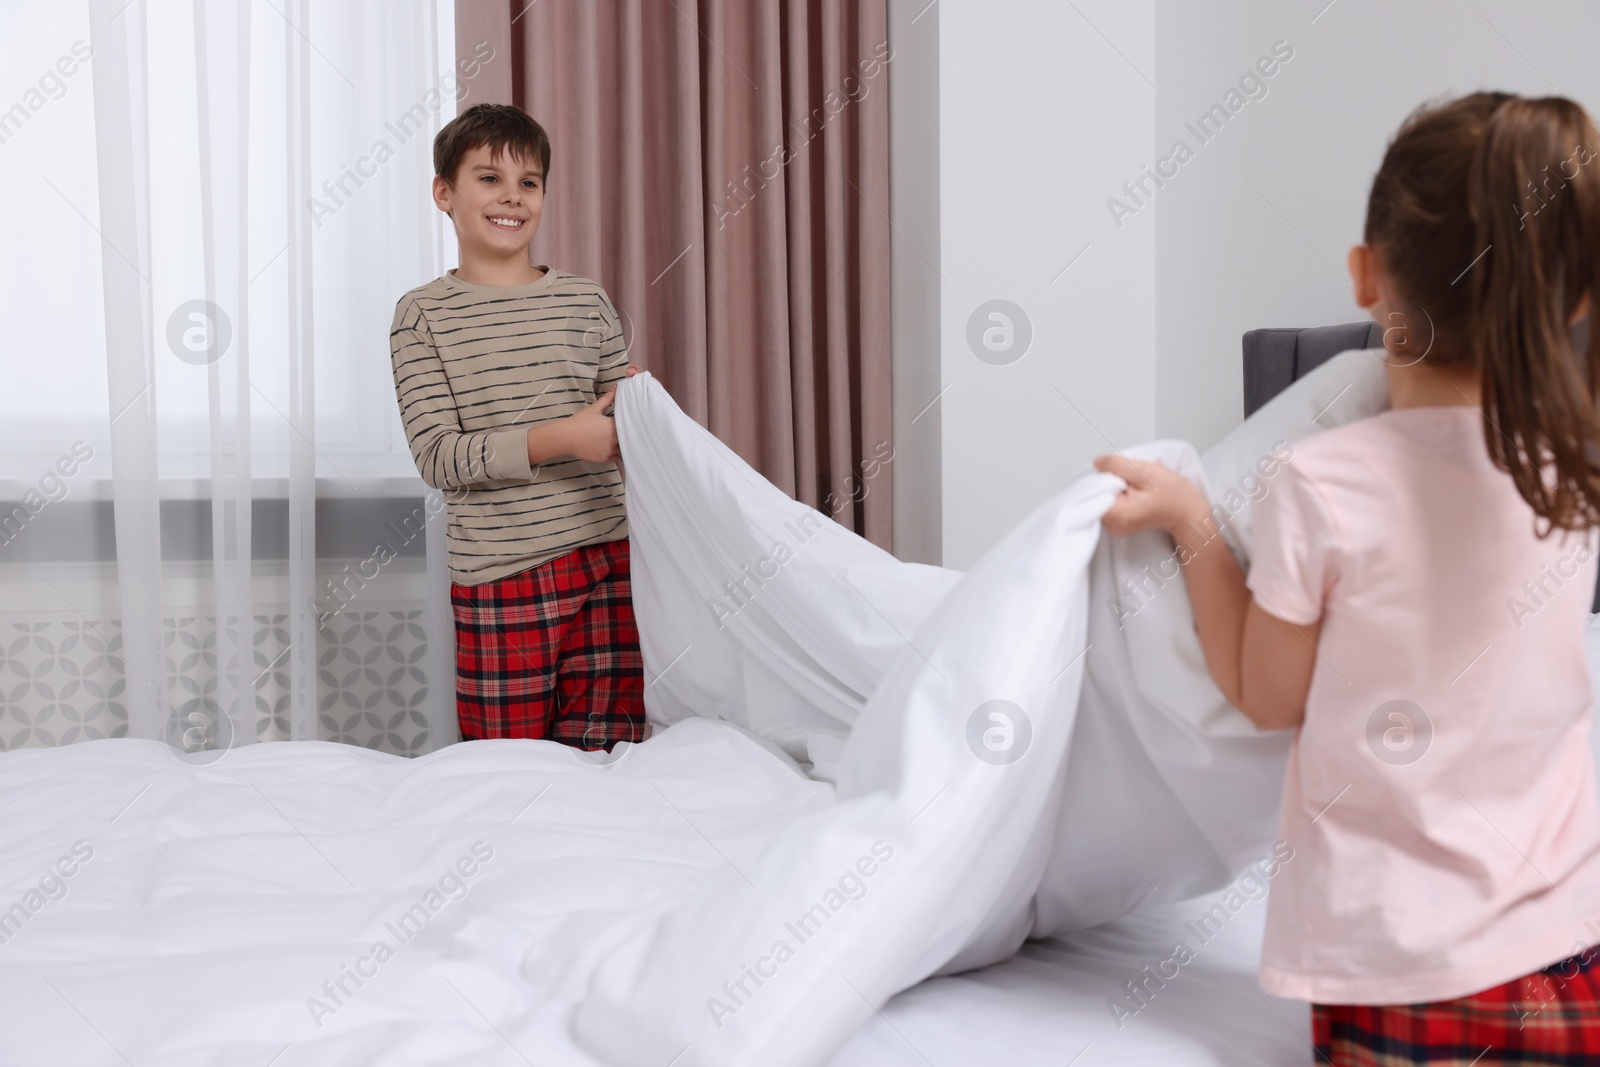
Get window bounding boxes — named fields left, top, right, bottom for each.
left=0, top=0, right=461, bottom=498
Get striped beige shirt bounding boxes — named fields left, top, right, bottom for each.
left=389, top=266, right=629, bottom=586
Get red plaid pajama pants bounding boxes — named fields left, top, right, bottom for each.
left=450, top=538, right=645, bottom=750
left=1313, top=944, right=1600, bottom=1064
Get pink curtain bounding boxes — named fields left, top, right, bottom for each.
left=456, top=0, right=893, bottom=546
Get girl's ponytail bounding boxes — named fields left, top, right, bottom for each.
left=1365, top=93, right=1600, bottom=533
left=1468, top=97, right=1600, bottom=532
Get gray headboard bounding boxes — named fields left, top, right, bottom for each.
left=1242, top=321, right=1600, bottom=612
left=1242, top=320, right=1383, bottom=418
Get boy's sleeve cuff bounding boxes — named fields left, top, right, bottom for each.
left=486, top=428, right=534, bottom=482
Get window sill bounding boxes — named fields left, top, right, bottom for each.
left=1, top=471, right=432, bottom=503
left=21, top=476, right=439, bottom=502
left=0, top=451, right=429, bottom=502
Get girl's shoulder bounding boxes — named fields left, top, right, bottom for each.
left=1290, top=405, right=1483, bottom=472
left=1277, top=411, right=1395, bottom=482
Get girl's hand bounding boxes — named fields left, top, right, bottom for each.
left=624, top=364, right=643, bottom=377
left=565, top=389, right=620, bottom=462
left=1093, top=454, right=1210, bottom=537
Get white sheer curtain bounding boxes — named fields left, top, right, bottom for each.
left=0, top=1, right=471, bottom=757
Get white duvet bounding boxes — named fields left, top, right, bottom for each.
left=0, top=720, right=834, bottom=1065
left=573, top=355, right=1388, bottom=1065
left=0, top=351, right=1395, bottom=1066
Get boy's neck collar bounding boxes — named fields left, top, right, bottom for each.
left=446, top=264, right=556, bottom=292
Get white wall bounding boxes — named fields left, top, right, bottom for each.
left=1154, top=0, right=1600, bottom=448
left=889, top=0, right=1600, bottom=567
left=934, top=0, right=1157, bottom=570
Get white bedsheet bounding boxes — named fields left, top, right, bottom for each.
left=837, top=886, right=1309, bottom=1067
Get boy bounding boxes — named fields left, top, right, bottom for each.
left=389, top=103, right=643, bottom=750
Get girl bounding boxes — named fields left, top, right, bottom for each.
left=1096, top=92, right=1600, bottom=1064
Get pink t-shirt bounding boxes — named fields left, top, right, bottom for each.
left=1248, top=405, right=1600, bottom=1004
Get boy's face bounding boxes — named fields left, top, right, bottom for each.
left=432, top=143, right=544, bottom=259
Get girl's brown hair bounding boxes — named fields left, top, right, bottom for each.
left=1364, top=92, right=1600, bottom=533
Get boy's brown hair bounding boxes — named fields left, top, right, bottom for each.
left=1365, top=92, right=1600, bottom=533
left=433, top=103, right=551, bottom=186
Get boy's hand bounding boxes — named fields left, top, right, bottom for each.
left=624, top=364, right=643, bottom=377
left=1093, top=454, right=1210, bottom=537
left=565, top=389, right=620, bottom=463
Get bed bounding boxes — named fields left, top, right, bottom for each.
left=2, top=327, right=1570, bottom=1066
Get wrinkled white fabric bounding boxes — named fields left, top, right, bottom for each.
left=0, top=720, right=833, bottom=1066
left=574, top=355, right=1392, bottom=1066
left=617, top=379, right=960, bottom=778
